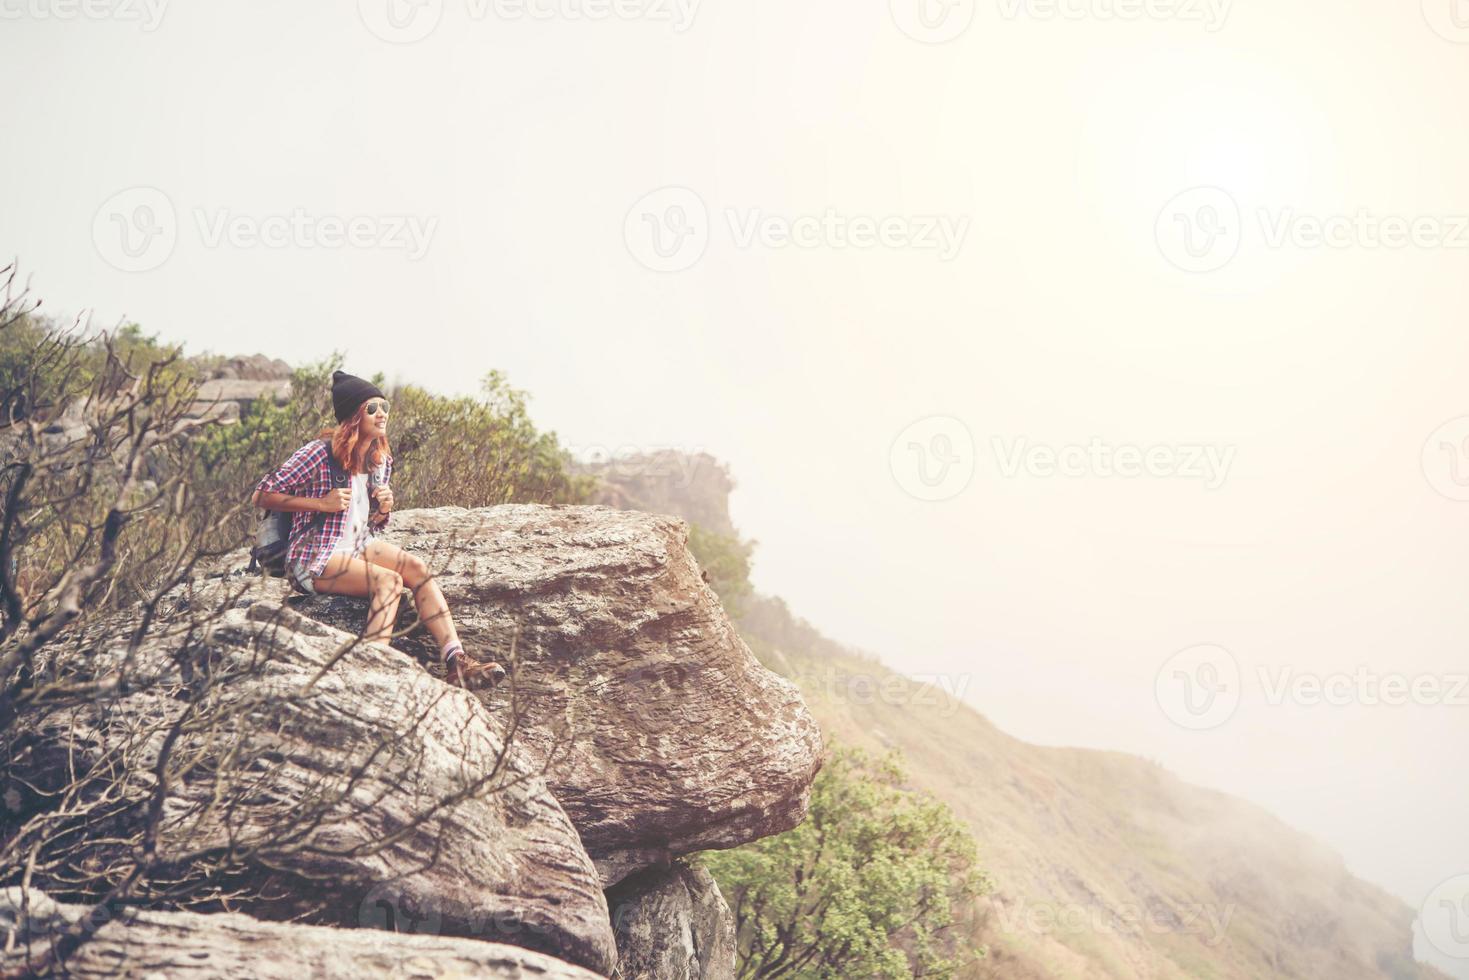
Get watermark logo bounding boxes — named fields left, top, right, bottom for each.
left=91, top=188, right=438, bottom=271
left=0, top=0, right=168, bottom=30
left=486, top=0, right=700, bottom=29
left=890, top=416, right=976, bottom=502
left=625, top=187, right=970, bottom=271
left=803, top=667, right=972, bottom=717
left=889, top=0, right=976, bottom=43
left=992, top=896, right=1236, bottom=946
left=573, top=444, right=711, bottom=489
left=1420, top=874, right=1469, bottom=959
left=357, top=0, right=698, bottom=41
left=358, top=883, right=443, bottom=935
left=992, top=437, right=1234, bottom=488
left=1155, top=187, right=1241, bottom=273
left=725, top=209, right=969, bottom=259
left=1155, top=644, right=1240, bottom=731
left=1158, top=188, right=1469, bottom=273
left=995, top=0, right=1230, bottom=31
left=1422, top=0, right=1469, bottom=43
left=357, top=0, right=444, bottom=43
left=1158, top=650, right=1465, bottom=726
left=890, top=427, right=1234, bottom=500
left=92, top=186, right=177, bottom=273
left=624, top=186, right=709, bottom=272
left=1422, top=417, right=1469, bottom=502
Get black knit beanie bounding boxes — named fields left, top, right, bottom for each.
left=331, top=370, right=385, bottom=423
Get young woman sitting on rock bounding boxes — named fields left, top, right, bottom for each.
left=252, top=370, right=505, bottom=689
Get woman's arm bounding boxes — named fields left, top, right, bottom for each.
left=252, top=489, right=330, bottom=513
left=254, top=441, right=333, bottom=512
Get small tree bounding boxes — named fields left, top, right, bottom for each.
left=705, top=745, right=990, bottom=980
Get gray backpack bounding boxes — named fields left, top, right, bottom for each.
left=248, top=440, right=350, bottom=577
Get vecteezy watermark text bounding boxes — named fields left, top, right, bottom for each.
left=357, top=0, right=699, bottom=43
left=1156, top=187, right=1469, bottom=273
left=995, top=0, right=1230, bottom=30
left=1156, top=644, right=1469, bottom=731
left=570, top=444, right=711, bottom=490
left=92, top=187, right=438, bottom=272
left=889, top=0, right=1229, bottom=43
left=801, top=667, right=972, bottom=717
left=888, top=418, right=1235, bottom=502
left=991, top=896, right=1237, bottom=947
left=1257, top=666, right=1469, bottom=708
left=0, top=0, right=167, bottom=29
left=194, top=208, right=436, bottom=260
left=991, top=437, right=1235, bottom=489
left=624, top=187, right=969, bottom=272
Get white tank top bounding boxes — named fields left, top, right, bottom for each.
left=331, top=472, right=371, bottom=558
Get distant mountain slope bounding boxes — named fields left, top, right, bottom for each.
left=581, top=452, right=1444, bottom=980
left=740, top=595, right=1438, bottom=980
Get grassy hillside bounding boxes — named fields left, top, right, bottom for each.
left=741, top=594, right=1436, bottom=980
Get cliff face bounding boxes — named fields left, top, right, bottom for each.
left=3, top=504, right=821, bottom=979
left=589, top=451, right=1446, bottom=980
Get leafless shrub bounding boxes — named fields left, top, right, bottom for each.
left=0, top=268, right=554, bottom=976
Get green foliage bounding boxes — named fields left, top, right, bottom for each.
left=0, top=315, right=199, bottom=423
left=704, top=745, right=991, bottom=980
left=687, top=523, right=755, bottom=618
left=386, top=370, right=593, bottom=509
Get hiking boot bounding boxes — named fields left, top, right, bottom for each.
left=446, top=650, right=507, bottom=690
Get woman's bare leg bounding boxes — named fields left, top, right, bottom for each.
left=311, top=553, right=403, bottom=644
left=363, top=539, right=459, bottom=651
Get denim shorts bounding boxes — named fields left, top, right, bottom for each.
left=288, top=538, right=369, bottom=595
left=286, top=557, right=317, bottom=595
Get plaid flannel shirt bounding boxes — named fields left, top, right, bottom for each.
left=256, top=440, right=393, bottom=579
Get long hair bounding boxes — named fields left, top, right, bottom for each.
left=318, top=402, right=390, bottom=475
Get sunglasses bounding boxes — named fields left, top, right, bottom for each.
left=364, top=400, right=390, bottom=417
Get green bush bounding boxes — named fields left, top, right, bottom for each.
left=687, top=523, right=755, bottom=618
left=704, top=745, right=991, bottom=979
left=386, top=371, right=593, bottom=509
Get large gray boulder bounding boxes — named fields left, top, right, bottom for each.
left=606, top=863, right=736, bottom=980
left=0, top=888, right=604, bottom=979
left=291, top=504, right=824, bottom=886
left=7, top=600, right=616, bottom=974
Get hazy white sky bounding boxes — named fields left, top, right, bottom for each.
left=5, top=0, right=1469, bottom=972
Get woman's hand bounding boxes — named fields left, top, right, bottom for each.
left=372, top=486, right=394, bottom=514
left=320, top=487, right=352, bottom=513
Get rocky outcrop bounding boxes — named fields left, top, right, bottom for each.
left=208, top=354, right=293, bottom=381
left=291, top=505, right=824, bottom=886
left=186, top=377, right=291, bottom=424
left=9, top=600, right=616, bottom=974
left=0, top=888, right=603, bottom=979
left=578, top=452, right=738, bottom=539
left=7, top=503, right=820, bottom=977
left=606, top=863, right=736, bottom=980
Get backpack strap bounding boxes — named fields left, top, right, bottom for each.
left=313, top=439, right=351, bottom=530
left=320, top=439, right=349, bottom=488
